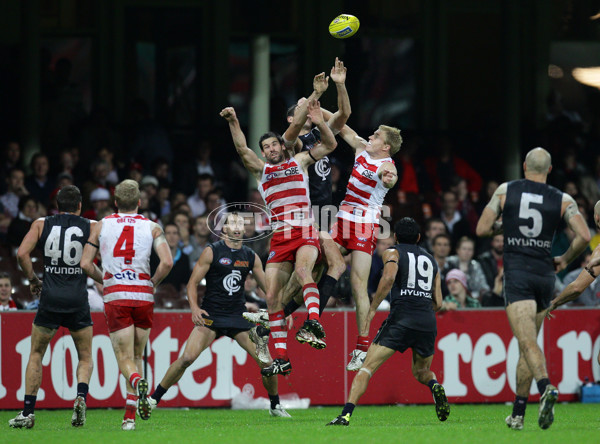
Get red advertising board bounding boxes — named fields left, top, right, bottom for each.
left=0, top=308, right=599, bottom=409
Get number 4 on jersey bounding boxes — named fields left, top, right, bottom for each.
left=113, top=226, right=136, bottom=264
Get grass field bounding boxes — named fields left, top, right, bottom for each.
left=1, top=403, right=599, bottom=444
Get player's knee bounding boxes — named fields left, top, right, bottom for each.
left=179, top=354, right=197, bottom=369
left=295, top=265, right=310, bottom=281
left=330, top=259, right=346, bottom=279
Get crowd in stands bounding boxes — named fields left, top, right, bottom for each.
left=1, top=85, right=600, bottom=313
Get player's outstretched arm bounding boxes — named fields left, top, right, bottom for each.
left=251, top=254, right=267, bottom=294
left=553, top=196, right=591, bottom=272
left=283, top=72, right=329, bottom=148
left=549, top=244, right=600, bottom=312
left=364, top=248, right=399, bottom=332
left=16, top=218, right=44, bottom=295
left=476, top=183, right=507, bottom=237
left=220, top=107, right=265, bottom=180
left=297, top=99, right=337, bottom=170
left=377, top=162, right=398, bottom=189
left=151, top=224, right=174, bottom=287
left=81, top=221, right=104, bottom=283
left=326, top=57, right=351, bottom=135
left=339, top=124, right=368, bottom=155
left=187, top=246, right=213, bottom=326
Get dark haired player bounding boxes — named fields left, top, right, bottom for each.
left=476, top=147, right=590, bottom=430
left=10, top=185, right=94, bottom=429
left=146, top=213, right=290, bottom=417
left=328, top=217, right=449, bottom=426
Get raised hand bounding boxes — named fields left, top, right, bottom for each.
left=307, top=99, right=324, bottom=125
left=313, top=72, right=329, bottom=95
left=220, top=107, right=237, bottom=122
left=330, top=57, right=347, bottom=84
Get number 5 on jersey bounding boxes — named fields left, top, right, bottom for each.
left=113, top=226, right=136, bottom=264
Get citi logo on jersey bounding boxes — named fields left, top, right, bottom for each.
left=113, top=269, right=150, bottom=281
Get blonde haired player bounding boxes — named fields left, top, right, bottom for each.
left=81, top=179, right=173, bottom=431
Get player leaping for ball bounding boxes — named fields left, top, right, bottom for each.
left=220, top=90, right=337, bottom=377
left=332, top=121, right=400, bottom=371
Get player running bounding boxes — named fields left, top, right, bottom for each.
left=145, top=212, right=290, bottom=417
left=10, top=186, right=94, bottom=429
left=328, top=218, right=449, bottom=426
left=476, top=147, right=590, bottom=430
left=81, top=179, right=173, bottom=431
left=220, top=92, right=337, bottom=377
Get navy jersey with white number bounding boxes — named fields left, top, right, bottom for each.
left=503, top=179, right=563, bottom=274
left=389, top=243, right=438, bottom=331
left=39, top=214, right=90, bottom=312
left=300, top=128, right=332, bottom=207
left=202, top=240, right=256, bottom=317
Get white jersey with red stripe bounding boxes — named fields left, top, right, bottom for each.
left=99, top=213, right=157, bottom=303
left=258, top=157, right=314, bottom=232
left=337, top=151, right=394, bottom=223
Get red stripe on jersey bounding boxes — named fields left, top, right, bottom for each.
left=262, top=174, right=304, bottom=190
left=351, top=168, right=377, bottom=188
left=104, top=285, right=154, bottom=296
left=356, top=155, right=379, bottom=172
left=347, top=181, right=372, bottom=200
left=264, top=162, right=292, bottom=174
left=265, top=188, right=307, bottom=205
left=343, top=194, right=369, bottom=207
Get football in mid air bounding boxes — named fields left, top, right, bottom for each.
left=328, top=14, right=360, bottom=39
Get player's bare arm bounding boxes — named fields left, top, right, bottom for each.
left=251, top=254, right=267, bottom=294
left=325, top=57, right=351, bottom=135
left=297, top=100, right=338, bottom=171
left=377, top=162, right=398, bottom=189
left=81, top=220, right=104, bottom=284
left=431, top=272, right=442, bottom=312
left=549, top=244, right=600, bottom=311
left=339, top=124, right=368, bottom=154
left=283, top=72, right=329, bottom=148
left=187, top=246, right=213, bottom=326
left=364, top=248, right=399, bottom=331
left=475, top=182, right=507, bottom=237
left=552, top=195, right=591, bottom=272
left=151, top=223, right=174, bottom=287
left=220, top=107, right=265, bottom=180
left=16, top=218, right=44, bottom=295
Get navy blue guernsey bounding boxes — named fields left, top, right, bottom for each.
left=202, top=240, right=256, bottom=317
left=39, top=214, right=90, bottom=312
left=503, top=179, right=563, bottom=275
left=389, top=243, right=438, bottom=332
left=299, top=128, right=332, bottom=207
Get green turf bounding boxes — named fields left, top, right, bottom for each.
left=1, top=404, right=599, bottom=444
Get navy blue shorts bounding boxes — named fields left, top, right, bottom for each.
left=34, top=305, right=93, bottom=331
left=373, top=319, right=436, bottom=358
left=504, top=269, right=555, bottom=311
left=205, top=314, right=252, bottom=339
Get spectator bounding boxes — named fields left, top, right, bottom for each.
left=419, top=217, right=447, bottom=254
left=97, top=147, right=120, bottom=186
left=0, top=272, right=19, bottom=311
left=1, top=167, right=28, bottom=218
left=171, top=210, right=193, bottom=256
left=25, top=153, right=54, bottom=207
left=140, top=175, right=161, bottom=216
left=445, top=236, right=490, bottom=302
left=450, top=176, right=479, bottom=233
left=189, top=214, right=211, bottom=267
left=7, top=196, right=40, bottom=247
left=477, top=233, right=504, bottom=290
left=83, top=188, right=112, bottom=221
left=127, top=162, right=144, bottom=184
left=157, top=180, right=172, bottom=221
left=431, top=233, right=452, bottom=296
left=187, top=173, right=214, bottom=217
left=150, top=222, right=190, bottom=293
left=561, top=251, right=600, bottom=306
left=442, top=269, right=481, bottom=310
left=138, top=189, right=159, bottom=222
left=177, top=140, right=223, bottom=195
left=152, top=158, right=172, bottom=184
left=439, top=190, right=472, bottom=249
left=0, top=141, right=22, bottom=194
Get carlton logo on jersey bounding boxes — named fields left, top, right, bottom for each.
left=219, top=258, right=232, bottom=265
left=314, top=157, right=330, bottom=181
left=223, top=270, right=242, bottom=296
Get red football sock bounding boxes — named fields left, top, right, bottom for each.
left=269, top=310, right=288, bottom=360
left=357, top=335, right=370, bottom=352
left=124, top=393, right=138, bottom=421
left=302, top=283, right=320, bottom=321
left=129, top=372, right=141, bottom=390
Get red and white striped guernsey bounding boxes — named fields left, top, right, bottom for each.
left=99, top=213, right=157, bottom=303
left=258, top=157, right=314, bottom=232
left=337, top=151, right=394, bottom=223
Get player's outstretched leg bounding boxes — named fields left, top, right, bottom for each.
left=71, top=396, right=87, bottom=427
left=137, top=378, right=151, bottom=420
left=538, top=384, right=558, bottom=430
left=249, top=326, right=272, bottom=364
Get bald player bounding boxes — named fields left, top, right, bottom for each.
left=476, top=147, right=590, bottom=431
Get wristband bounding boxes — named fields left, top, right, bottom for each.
left=584, top=266, right=597, bottom=279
